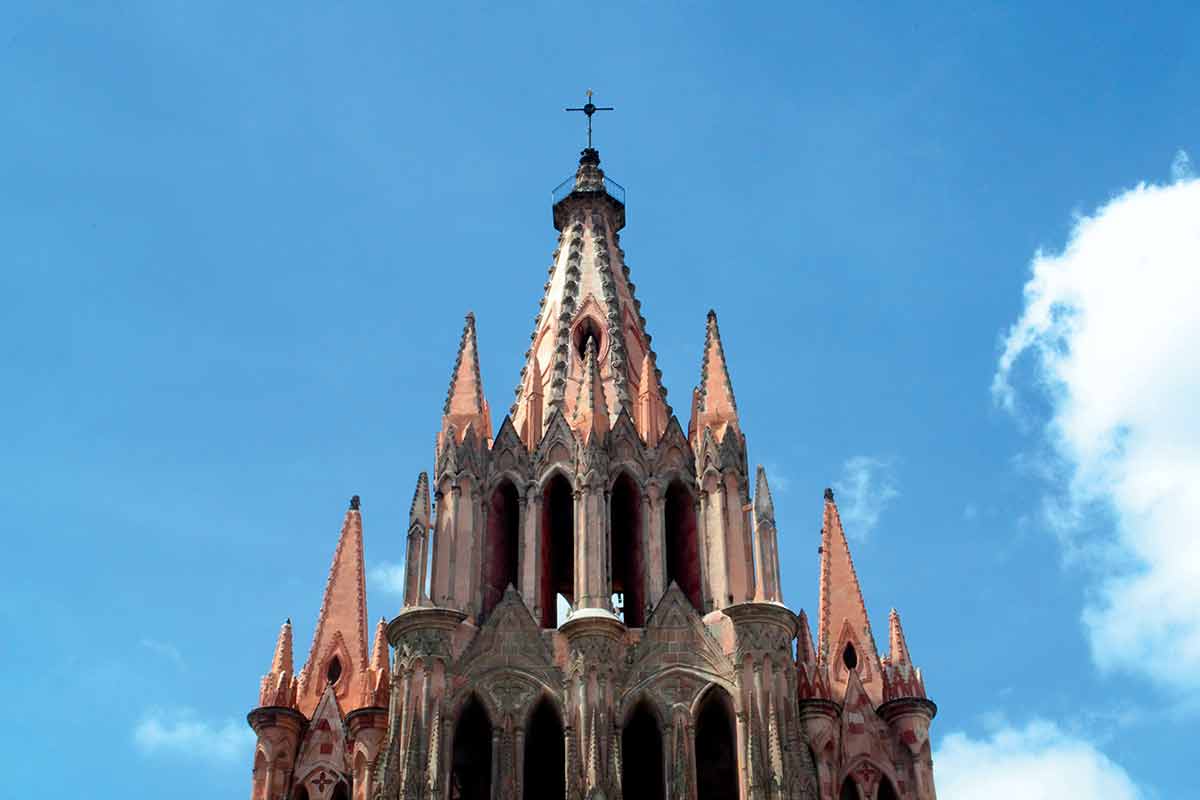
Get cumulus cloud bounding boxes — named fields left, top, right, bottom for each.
left=833, top=456, right=899, bottom=539
left=993, top=158, right=1200, bottom=691
left=134, top=708, right=255, bottom=763
left=935, top=719, right=1142, bottom=800
left=368, top=561, right=407, bottom=595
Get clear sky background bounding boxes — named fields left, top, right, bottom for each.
left=3, top=3, right=1198, bottom=798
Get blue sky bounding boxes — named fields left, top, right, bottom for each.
left=3, top=3, right=1198, bottom=798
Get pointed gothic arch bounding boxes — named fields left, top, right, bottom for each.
left=622, top=700, right=665, bottom=800
left=330, top=782, right=349, bottom=800
left=694, top=685, right=738, bottom=800
left=482, top=478, right=521, bottom=620
left=523, top=696, right=565, bottom=800
left=839, top=776, right=858, bottom=800
left=451, top=695, right=493, bottom=800
left=610, top=471, right=646, bottom=626
left=539, top=472, right=575, bottom=627
left=292, top=786, right=310, bottom=800
left=878, top=775, right=900, bottom=800
left=664, top=480, right=703, bottom=613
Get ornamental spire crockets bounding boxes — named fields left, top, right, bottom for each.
left=818, top=488, right=884, bottom=705
left=439, top=312, right=491, bottom=453
left=259, top=618, right=298, bottom=708
left=297, top=498, right=370, bottom=716
left=690, top=309, right=741, bottom=446
left=509, top=145, right=668, bottom=449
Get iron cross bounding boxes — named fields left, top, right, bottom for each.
left=565, top=89, right=614, bottom=149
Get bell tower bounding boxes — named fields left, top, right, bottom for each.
left=246, top=111, right=941, bottom=800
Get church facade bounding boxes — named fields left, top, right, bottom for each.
left=247, top=146, right=939, bottom=800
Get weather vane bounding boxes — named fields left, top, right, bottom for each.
left=565, top=89, right=614, bottom=149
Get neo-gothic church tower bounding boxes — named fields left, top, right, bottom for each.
left=247, top=145, right=939, bottom=800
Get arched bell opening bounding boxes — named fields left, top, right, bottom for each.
left=878, top=775, right=900, bottom=800
left=523, top=698, right=565, bottom=800
left=621, top=701, right=664, bottom=800
left=482, top=479, right=521, bottom=620
left=451, top=696, right=493, bottom=800
left=539, top=473, right=575, bottom=628
left=664, top=480, right=703, bottom=613
left=291, top=786, right=310, bottom=800
left=330, top=782, right=349, bottom=800
left=610, top=473, right=646, bottom=626
left=694, top=687, right=738, bottom=800
left=839, top=776, right=859, bottom=800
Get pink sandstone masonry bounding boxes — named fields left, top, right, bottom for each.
left=247, top=147, right=938, bottom=800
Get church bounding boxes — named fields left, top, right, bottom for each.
left=246, top=132, right=939, bottom=800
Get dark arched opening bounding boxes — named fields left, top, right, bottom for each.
left=539, top=474, right=575, bottom=628
left=292, top=786, right=310, bottom=800
left=482, top=479, right=521, bottom=620
left=330, top=783, right=349, bottom=800
left=610, top=474, right=646, bottom=626
left=664, top=481, right=702, bottom=613
left=839, top=777, right=858, bottom=800
left=451, top=696, right=493, bottom=800
left=622, top=702, right=664, bottom=800
left=523, top=698, right=564, bottom=799
left=695, top=688, right=738, bottom=800
left=878, top=775, right=899, bottom=800
left=573, top=316, right=604, bottom=361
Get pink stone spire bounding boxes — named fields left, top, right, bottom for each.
left=272, top=617, right=294, bottom=674
left=572, top=337, right=609, bottom=444
left=818, top=488, right=883, bottom=704
left=637, top=350, right=667, bottom=445
left=298, top=497, right=370, bottom=716
left=439, top=312, right=491, bottom=452
left=689, top=310, right=741, bottom=445
left=510, top=147, right=667, bottom=447
left=370, top=617, right=389, bottom=671
left=258, top=618, right=299, bottom=708
left=887, top=607, right=912, bottom=667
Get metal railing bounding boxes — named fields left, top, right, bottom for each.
left=551, top=175, right=626, bottom=206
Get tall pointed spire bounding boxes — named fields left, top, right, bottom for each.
left=753, top=465, right=783, bottom=603
left=440, top=312, right=490, bottom=452
left=572, top=337, right=609, bottom=444
left=690, top=310, right=741, bottom=444
left=258, top=618, right=299, bottom=708
left=511, top=147, right=665, bottom=447
left=637, top=350, right=668, bottom=445
left=298, top=497, right=370, bottom=715
left=887, top=608, right=911, bottom=667
left=522, top=356, right=544, bottom=450
left=403, top=472, right=431, bottom=608
left=818, top=487, right=883, bottom=704
left=370, top=617, right=389, bottom=671
left=271, top=618, right=294, bottom=674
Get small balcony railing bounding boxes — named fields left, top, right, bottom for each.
left=551, top=175, right=626, bottom=206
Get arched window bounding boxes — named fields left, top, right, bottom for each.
left=451, top=696, right=493, bottom=800
left=694, top=688, right=738, bottom=800
left=622, top=702, right=664, bottom=800
left=482, top=479, right=521, bottom=620
left=573, top=316, right=603, bottom=361
left=839, top=777, right=858, bottom=800
left=878, top=775, right=900, bottom=800
left=539, top=474, right=575, bottom=628
left=610, top=474, right=646, bottom=626
left=664, top=481, right=702, bottom=613
left=292, top=786, right=310, bottom=800
left=523, top=698, right=564, bottom=800
left=330, top=782, right=349, bottom=800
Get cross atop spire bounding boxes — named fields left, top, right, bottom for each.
left=565, top=90, right=614, bottom=149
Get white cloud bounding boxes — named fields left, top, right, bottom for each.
left=140, top=638, right=185, bottom=668
left=833, top=456, right=899, bottom=539
left=134, top=708, right=255, bottom=763
left=1171, top=148, right=1193, bottom=182
left=368, top=561, right=407, bottom=595
left=935, top=719, right=1142, bottom=800
left=993, top=161, right=1200, bottom=691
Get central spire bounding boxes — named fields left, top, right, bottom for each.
left=510, top=147, right=669, bottom=448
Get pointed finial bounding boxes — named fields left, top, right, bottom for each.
left=572, top=336, right=609, bottom=443
left=755, top=465, right=776, bottom=523
left=271, top=617, right=294, bottom=674
left=349, top=495, right=360, bottom=511
left=824, top=487, right=835, bottom=502
left=692, top=308, right=740, bottom=442
left=888, top=607, right=912, bottom=666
